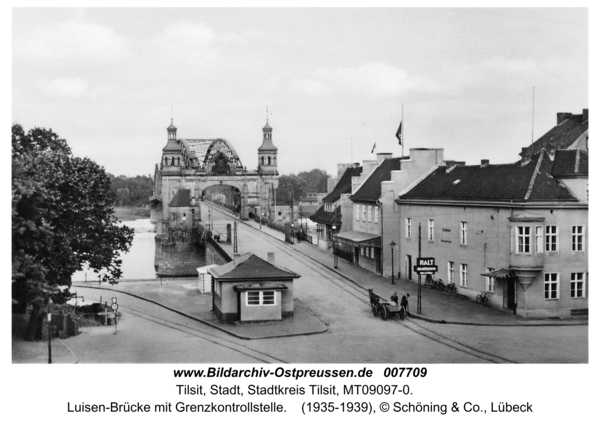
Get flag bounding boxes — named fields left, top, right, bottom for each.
left=371, top=142, right=376, bottom=154
left=396, top=121, right=403, bottom=145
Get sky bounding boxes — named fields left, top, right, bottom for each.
left=12, top=7, right=588, bottom=179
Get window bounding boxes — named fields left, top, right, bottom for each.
left=355, top=205, right=360, bottom=221
left=448, top=262, right=455, bottom=284
left=517, top=226, right=531, bottom=254
left=428, top=219, right=435, bottom=241
left=247, top=291, right=276, bottom=306
left=362, top=205, right=366, bottom=221
left=544, top=273, right=559, bottom=300
left=460, top=222, right=467, bottom=245
left=368, top=206, right=372, bottom=222
left=572, top=226, right=584, bottom=251
left=406, top=218, right=412, bottom=239
left=460, top=264, right=468, bottom=287
left=486, top=268, right=495, bottom=292
left=535, top=226, right=543, bottom=253
left=570, top=272, right=585, bottom=298
left=374, top=206, right=379, bottom=223
left=545, top=226, right=558, bottom=252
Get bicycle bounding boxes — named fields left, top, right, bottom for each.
left=446, top=281, right=457, bottom=295
left=475, top=291, right=489, bottom=306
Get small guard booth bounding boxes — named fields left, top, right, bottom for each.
left=209, top=252, right=300, bottom=323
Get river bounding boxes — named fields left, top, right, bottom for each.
left=71, top=219, right=158, bottom=281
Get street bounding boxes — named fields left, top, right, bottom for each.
left=40, top=203, right=587, bottom=364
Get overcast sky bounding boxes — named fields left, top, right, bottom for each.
left=12, top=8, right=588, bottom=179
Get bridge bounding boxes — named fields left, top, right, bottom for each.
left=149, top=118, right=281, bottom=276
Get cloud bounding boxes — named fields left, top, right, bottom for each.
left=289, top=78, right=332, bottom=96
left=149, top=22, right=218, bottom=63
left=37, top=78, right=110, bottom=99
left=162, top=22, right=216, bottom=44
left=291, top=62, right=441, bottom=98
left=14, top=21, right=129, bottom=63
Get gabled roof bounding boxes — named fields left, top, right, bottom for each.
left=322, top=166, right=363, bottom=204
left=552, top=149, right=588, bottom=177
left=309, top=204, right=341, bottom=226
left=350, top=158, right=401, bottom=203
left=169, top=189, right=191, bottom=207
left=399, top=151, right=577, bottom=203
left=209, top=253, right=300, bottom=280
left=520, top=112, right=588, bottom=161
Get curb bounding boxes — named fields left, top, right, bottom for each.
left=238, top=218, right=589, bottom=328
left=71, top=284, right=328, bottom=340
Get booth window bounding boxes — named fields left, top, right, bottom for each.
left=247, top=291, right=276, bottom=306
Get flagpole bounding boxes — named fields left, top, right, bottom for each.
left=402, top=103, right=404, bottom=158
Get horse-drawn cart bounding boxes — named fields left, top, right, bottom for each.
left=368, top=289, right=407, bottom=321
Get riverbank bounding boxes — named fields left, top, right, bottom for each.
left=114, top=206, right=150, bottom=221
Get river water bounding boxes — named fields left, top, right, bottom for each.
left=71, top=219, right=159, bottom=281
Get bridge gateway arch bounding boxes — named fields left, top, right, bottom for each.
left=149, top=119, right=280, bottom=276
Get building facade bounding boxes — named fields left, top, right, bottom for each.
left=396, top=150, right=588, bottom=318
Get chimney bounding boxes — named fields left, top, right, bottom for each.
left=456, top=161, right=466, bottom=167
left=557, top=112, right=572, bottom=125
left=445, top=160, right=456, bottom=168
left=481, top=159, right=489, bottom=167
left=268, top=252, right=275, bottom=264
left=233, top=253, right=240, bottom=266
left=582, top=109, right=588, bottom=123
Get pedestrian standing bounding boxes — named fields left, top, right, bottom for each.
left=401, top=293, right=410, bottom=314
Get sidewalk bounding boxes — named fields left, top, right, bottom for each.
left=241, top=217, right=587, bottom=327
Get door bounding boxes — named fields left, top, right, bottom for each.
left=407, top=255, right=412, bottom=280
left=506, top=279, right=516, bottom=312
left=354, top=247, right=360, bottom=264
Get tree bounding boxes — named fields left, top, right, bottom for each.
left=12, top=124, right=134, bottom=340
left=297, top=169, right=329, bottom=193
left=276, top=174, right=306, bottom=206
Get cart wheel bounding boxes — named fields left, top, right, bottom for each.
left=380, top=307, right=388, bottom=320
left=482, top=296, right=488, bottom=307
left=399, top=307, right=406, bottom=320
left=476, top=294, right=482, bottom=304
left=371, top=304, right=378, bottom=317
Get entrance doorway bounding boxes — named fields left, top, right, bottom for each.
left=406, top=255, right=412, bottom=280
left=506, top=279, right=517, bottom=312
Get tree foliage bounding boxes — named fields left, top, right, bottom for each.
left=12, top=124, right=134, bottom=328
left=108, top=174, right=154, bottom=207
left=276, top=169, right=330, bottom=205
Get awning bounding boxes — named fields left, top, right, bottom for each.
left=335, top=231, right=381, bottom=248
left=481, top=268, right=515, bottom=279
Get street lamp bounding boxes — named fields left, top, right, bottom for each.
left=332, top=225, right=338, bottom=269
left=390, top=240, right=396, bottom=285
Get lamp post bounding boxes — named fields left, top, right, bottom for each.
left=332, top=224, right=338, bottom=269
left=291, top=223, right=295, bottom=244
left=390, top=240, right=396, bottom=285
left=260, top=212, right=263, bottom=229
